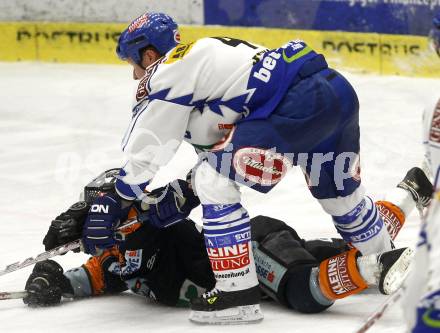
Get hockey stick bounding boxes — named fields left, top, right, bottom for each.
left=0, top=240, right=82, bottom=277
left=0, top=291, right=28, bottom=300
left=0, top=218, right=139, bottom=277
left=353, top=288, right=404, bottom=333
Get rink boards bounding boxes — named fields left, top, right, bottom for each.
left=0, top=21, right=437, bottom=77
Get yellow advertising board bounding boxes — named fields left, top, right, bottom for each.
left=0, top=22, right=437, bottom=77
left=0, top=22, right=125, bottom=63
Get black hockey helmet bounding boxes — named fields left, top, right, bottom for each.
left=83, top=168, right=120, bottom=204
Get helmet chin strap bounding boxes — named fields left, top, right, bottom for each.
left=146, top=55, right=164, bottom=68
left=140, top=55, right=165, bottom=71
left=134, top=55, right=165, bottom=80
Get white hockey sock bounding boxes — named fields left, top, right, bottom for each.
left=385, top=187, right=415, bottom=218
left=333, top=196, right=393, bottom=255
left=202, top=203, right=259, bottom=292
left=319, top=187, right=393, bottom=255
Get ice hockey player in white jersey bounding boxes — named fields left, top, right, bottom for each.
left=403, top=12, right=440, bottom=333
left=81, top=12, right=416, bottom=324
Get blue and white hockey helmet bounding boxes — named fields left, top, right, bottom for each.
left=429, top=12, right=440, bottom=56
left=116, top=12, right=180, bottom=65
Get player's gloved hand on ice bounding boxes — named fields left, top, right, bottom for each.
left=137, top=179, right=200, bottom=228
left=82, top=194, right=125, bottom=255
left=43, top=201, right=90, bottom=251
left=23, top=260, right=73, bottom=307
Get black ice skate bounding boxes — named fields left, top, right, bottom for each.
left=357, top=247, right=414, bottom=295
left=189, top=286, right=263, bottom=325
left=378, top=247, right=413, bottom=295
left=397, top=167, right=433, bottom=210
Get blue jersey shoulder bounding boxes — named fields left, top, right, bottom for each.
left=245, top=40, right=327, bottom=121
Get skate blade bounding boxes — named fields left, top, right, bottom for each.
left=382, top=247, right=414, bottom=295
left=189, top=304, right=263, bottom=325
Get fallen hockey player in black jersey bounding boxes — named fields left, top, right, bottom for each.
left=23, top=167, right=432, bottom=317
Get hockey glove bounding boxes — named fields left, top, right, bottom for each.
left=23, top=260, right=73, bottom=307
left=138, top=179, right=200, bottom=228
left=82, top=194, right=124, bottom=255
left=43, top=201, right=90, bottom=251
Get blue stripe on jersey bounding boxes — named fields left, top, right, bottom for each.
left=205, top=93, right=249, bottom=116
left=147, top=88, right=171, bottom=102
left=148, top=88, right=198, bottom=108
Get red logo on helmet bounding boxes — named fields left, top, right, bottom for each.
left=174, top=30, right=181, bottom=43
left=128, top=14, right=149, bottom=33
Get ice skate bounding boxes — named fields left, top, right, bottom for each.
left=357, top=247, right=414, bottom=295
left=189, top=286, right=263, bottom=325
left=397, top=167, right=433, bottom=210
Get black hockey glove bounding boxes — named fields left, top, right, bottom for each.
left=23, top=260, right=73, bottom=307
left=43, top=201, right=90, bottom=251
left=137, top=179, right=200, bottom=228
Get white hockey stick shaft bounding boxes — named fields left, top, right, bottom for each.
left=354, top=289, right=403, bottom=333
left=0, top=218, right=139, bottom=277
left=0, top=291, right=28, bottom=300
left=0, top=240, right=82, bottom=277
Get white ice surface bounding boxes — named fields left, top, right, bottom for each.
left=0, top=62, right=439, bottom=333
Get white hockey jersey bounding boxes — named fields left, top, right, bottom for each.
left=403, top=97, right=440, bottom=332
left=117, top=37, right=323, bottom=197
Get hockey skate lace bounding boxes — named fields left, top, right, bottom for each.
left=203, top=288, right=220, bottom=299
left=411, top=188, right=431, bottom=212
left=419, top=196, right=431, bottom=207
left=415, top=196, right=431, bottom=218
